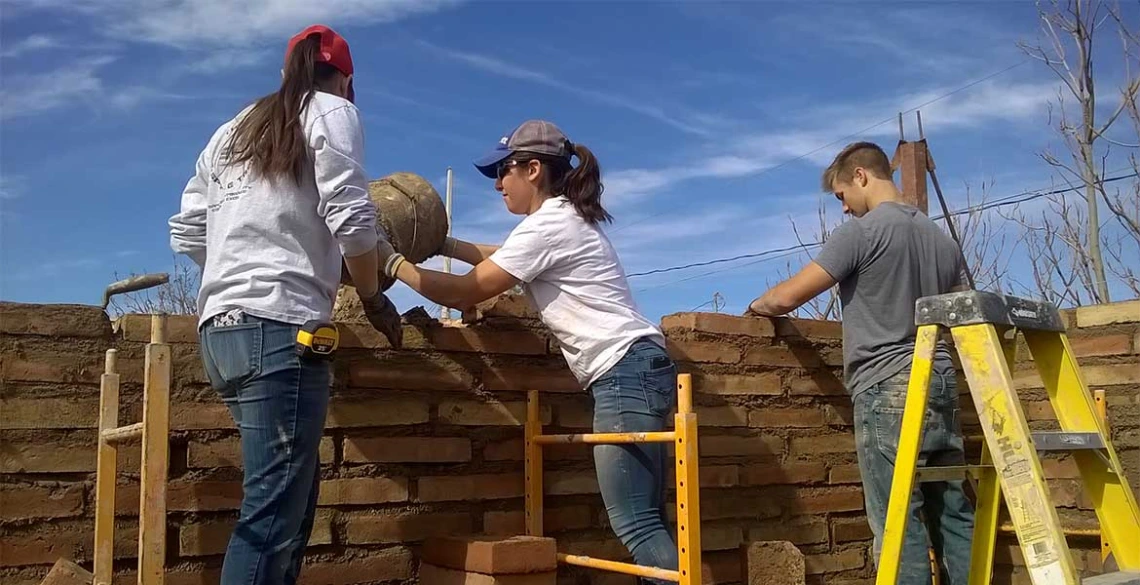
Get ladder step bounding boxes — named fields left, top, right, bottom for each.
left=915, top=465, right=987, bottom=482
left=102, top=422, right=144, bottom=444
left=1082, top=572, right=1140, bottom=585
left=1031, top=431, right=1105, bottom=451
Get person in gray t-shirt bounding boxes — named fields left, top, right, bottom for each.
left=745, top=141, right=975, bottom=585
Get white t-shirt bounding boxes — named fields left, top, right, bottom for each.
left=489, top=196, right=665, bottom=387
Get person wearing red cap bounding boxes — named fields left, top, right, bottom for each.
left=169, top=24, right=400, bottom=585
left=382, top=120, right=680, bottom=584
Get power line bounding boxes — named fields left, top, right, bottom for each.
left=611, top=60, right=1030, bottom=235
left=629, top=171, right=1139, bottom=283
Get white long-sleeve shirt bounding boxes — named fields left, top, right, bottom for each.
left=169, top=91, right=382, bottom=327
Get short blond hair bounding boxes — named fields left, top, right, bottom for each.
left=821, top=141, right=893, bottom=192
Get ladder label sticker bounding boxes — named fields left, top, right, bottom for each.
left=1028, top=560, right=1065, bottom=584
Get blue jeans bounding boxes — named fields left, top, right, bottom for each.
left=199, top=314, right=330, bottom=585
left=589, top=338, right=679, bottom=585
left=853, top=368, right=975, bottom=585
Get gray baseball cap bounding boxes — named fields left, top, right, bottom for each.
left=473, top=119, right=575, bottom=178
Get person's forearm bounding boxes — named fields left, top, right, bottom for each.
left=344, top=249, right=380, bottom=297
left=747, top=289, right=793, bottom=317
left=394, top=262, right=479, bottom=309
left=448, top=238, right=500, bottom=266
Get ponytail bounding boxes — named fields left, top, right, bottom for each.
left=223, top=34, right=340, bottom=185
left=550, top=144, right=611, bottom=225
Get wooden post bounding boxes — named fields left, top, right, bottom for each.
left=525, top=390, right=544, bottom=537
left=138, top=314, right=171, bottom=585
left=93, top=349, right=120, bottom=585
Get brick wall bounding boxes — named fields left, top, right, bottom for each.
left=1, top=297, right=1137, bottom=585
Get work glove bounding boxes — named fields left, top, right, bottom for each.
left=434, top=236, right=460, bottom=258
left=377, top=239, right=397, bottom=292
left=359, top=288, right=403, bottom=348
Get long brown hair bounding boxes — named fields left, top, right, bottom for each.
left=223, top=35, right=342, bottom=185
left=522, top=144, right=611, bottom=225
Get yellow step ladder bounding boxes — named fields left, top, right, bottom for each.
left=876, top=290, right=1140, bottom=585
left=524, top=373, right=702, bottom=584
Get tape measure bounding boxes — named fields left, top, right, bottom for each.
left=296, top=320, right=339, bottom=359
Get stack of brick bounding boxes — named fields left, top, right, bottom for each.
left=420, top=535, right=557, bottom=584
left=1, top=297, right=1137, bottom=585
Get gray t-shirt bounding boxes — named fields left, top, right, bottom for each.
left=814, top=202, right=966, bottom=397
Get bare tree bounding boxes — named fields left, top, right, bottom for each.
left=107, top=256, right=199, bottom=317
left=1018, top=0, right=1140, bottom=304
left=948, top=180, right=1017, bottom=294
left=772, top=196, right=843, bottom=320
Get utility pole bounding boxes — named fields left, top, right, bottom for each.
left=440, top=167, right=454, bottom=322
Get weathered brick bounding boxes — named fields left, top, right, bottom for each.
left=422, top=535, right=558, bottom=575
left=188, top=436, right=334, bottom=468
left=326, top=398, right=429, bottom=427
left=167, top=480, right=242, bottom=512
left=742, top=461, right=828, bottom=486
left=703, top=549, right=744, bottom=585
left=481, top=363, right=582, bottom=393
left=791, top=434, right=855, bottom=456
left=343, top=437, right=471, bottom=463
left=661, top=312, right=776, bottom=338
left=805, top=548, right=866, bottom=574
left=343, top=511, right=473, bottom=544
left=556, top=401, right=594, bottom=429
left=180, top=511, right=333, bottom=556
left=825, top=403, right=854, bottom=426
left=349, top=356, right=473, bottom=391
left=1, top=355, right=103, bottom=385
left=0, top=437, right=139, bottom=473
left=700, top=435, right=784, bottom=458
left=829, top=464, right=863, bottom=484
left=39, top=558, right=93, bottom=585
left=116, top=313, right=199, bottom=343
left=483, top=438, right=589, bottom=462
left=418, top=473, right=524, bottom=502
left=0, top=520, right=137, bottom=567
left=695, top=405, right=750, bottom=427
left=701, top=525, right=744, bottom=551
left=667, top=338, right=741, bottom=364
left=748, top=518, right=829, bottom=545
left=317, top=477, right=408, bottom=506
left=789, top=372, right=846, bottom=396
left=297, top=547, right=414, bottom=584
left=832, top=517, right=873, bottom=543
left=1069, top=334, right=1133, bottom=356
left=414, top=326, right=548, bottom=355
left=749, top=408, right=826, bottom=428
left=419, top=563, right=556, bottom=585
left=0, top=397, right=99, bottom=429
left=1075, top=300, right=1140, bottom=327
left=171, top=401, right=234, bottom=430
left=0, top=482, right=85, bottom=521
left=742, top=345, right=830, bottom=368
left=546, top=471, right=599, bottom=495
left=745, top=540, right=805, bottom=585
left=1041, top=456, right=1080, bottom=479
left=794, top=488, right=865, bottom=514
left=695, top=372, right=782, bottom=396
left=438, top=400, right=551, bottom=426
left=774, top=318, right=844, bottom=340
left=483, top=505, right=595, bottom=535
left=699, top=465, right=740, bottom=488
left=0, top=302, right=111, bottom=338
left=1014, top=364, right=1137, bottom=389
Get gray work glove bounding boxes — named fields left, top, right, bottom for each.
left=358, top=288, right=403, bottom=348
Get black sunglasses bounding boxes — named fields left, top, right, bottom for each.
left=496, top=159, right=532, bottom=179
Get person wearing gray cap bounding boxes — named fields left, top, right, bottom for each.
left=383, top=119, right=679, bottom=583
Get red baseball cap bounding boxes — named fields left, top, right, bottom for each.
left=285, top=24, right=354, bottom=102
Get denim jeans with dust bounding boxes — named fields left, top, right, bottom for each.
left=589, top=338, right=680, bottom=585
left=853, top=368, right=976, bottom=585
left=199, top=312, right=331, bottom=585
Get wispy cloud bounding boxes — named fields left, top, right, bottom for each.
left=415, top=40, right=715, bottom=137
left=0, top=56, right=113, bottom=120
left=0, top=176, right=28, bottom=200
left=0, top=34, right=63, bottom=58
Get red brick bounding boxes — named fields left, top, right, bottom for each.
left=326, top=398, right=429, bottom=427
left=418, top=563, right=556, bottom=585
left=805, top=548, right=866, bottom=574
left=343, top=437, right=471, bottom=463
left=789, top=372, right=846, bottom=396
left=418, top=473, right=524, bottom=502
left=318, top=477, right=409, bottom=505
left=661, top=312, right=776, bottom=338
left=343, top=511, right=473, bottom=544
left=830, top=464, right=863, bottom=484
left=749, top=408, right=826, bottom=428
left=742, top=461, right=827, bottom=486
left=180, top=512, right=333, bottom=556
left=749, top=518, right=829, bottom=545
left=39, top=558, right=93, bottom=585
left=832, top=518, right=873, bottom=543
left=349, top=355, right=473, bottom=391
left=422, top=535, right=558, bottom=575
left=0, top=397, right=99, bottom=429
left=483, top=505, right=594, bottom=536
left=700, top=435, right=784, bottom=458
left=1, top=302, right=111, bottom=338
left=794, top=488, right=865, bottom=514
left=694, top=372, right=782, bottom=396
left=188, top=436, right=334, bottom=468
left=742, top=345, right=831, bottom=368
left=1069, top=334, right=1132, bottom=356
left=695, top=405, right=750, bottom=427
left=481, top=363, right=582, bottom=393
left=666, top=338, right=741, bottom=364
left=297, top=547, right=414, bottom=584
left=1041, top=456, right=1080, bottom=479
left=745, top=540, right=805, bottom=585
left=0, top=482, right=84, bottom=520
left=168, top=480, right=242, bottom=512
left=439, top=400, right=551, bottom=426
left=791, top=433, right=855, bottom=456
left=774, top=318, right=844, bottom=340
left=699, top=465, right=740, bottom=488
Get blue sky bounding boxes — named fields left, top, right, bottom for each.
left=1, top=0, right=1137, bottom=322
